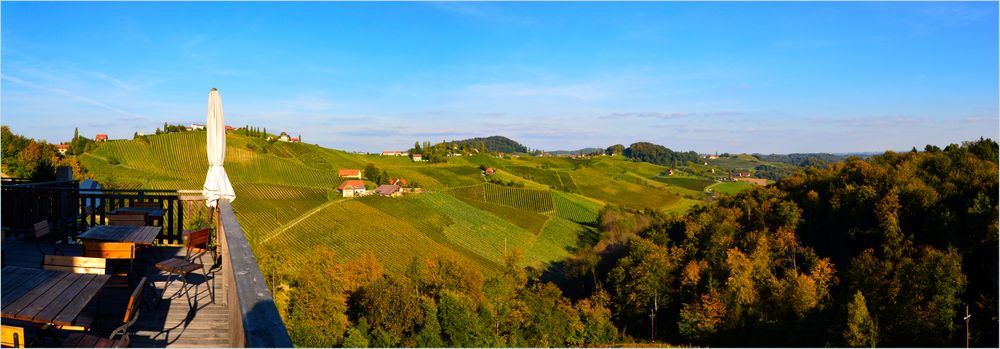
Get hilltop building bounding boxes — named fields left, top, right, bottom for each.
left=338, top=169, right=362, bottom=179
left=187, top=124, right=205, bottom=131
left=337, top=180, right=367, bottom=197
left=57, top=144, right=69, bottom=154
left=381, top=151, right=408, bottom=156
left=96, top=134, right=108, bottom=142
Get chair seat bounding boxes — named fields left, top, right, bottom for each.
left=62, top=333, right=128, bottom=348
left=155, top=258, right=202, bottom=274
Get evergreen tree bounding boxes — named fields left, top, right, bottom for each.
left=363, top=163, right=379, bottom=181
left=843, top=291, right=878, bottom=347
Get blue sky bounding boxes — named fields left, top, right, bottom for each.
left=2, top=2, right=997, bottom=153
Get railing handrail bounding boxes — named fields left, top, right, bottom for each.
left=218, top=199, right=292, bottom=347
left=2, top=179, right=77, bottom=188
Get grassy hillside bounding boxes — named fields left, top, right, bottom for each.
left=77, top=132, right=756, bottom=275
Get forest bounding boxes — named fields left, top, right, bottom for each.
left=276, top=138, right=997, bottom=347
left=620, top=142, right=702, bottom=167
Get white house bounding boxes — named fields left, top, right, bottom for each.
left=338, top=180, right=367, bottom=198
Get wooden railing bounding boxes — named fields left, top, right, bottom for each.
left=1, top=183, right=212, bottom=244
left=217, top=199, right=293, bottom=347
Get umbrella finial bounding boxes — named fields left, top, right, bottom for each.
left=211, top=87, right=218, bottom=91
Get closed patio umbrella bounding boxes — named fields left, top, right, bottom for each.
left=202, top=88, right=236, bottom=208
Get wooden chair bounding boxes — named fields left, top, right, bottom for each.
left=1, top=325, right=24, bottom=348
left=155, top=228, right=216, bottom=304
left=61, top=277, right=146, bottom=348
left=107, top=213, right=147, bottom=227
left=32, top=220, right=63, bottom=256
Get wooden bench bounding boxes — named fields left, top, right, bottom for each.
left=107, top=213, right=147, bottom=227
left=82, top=242, right=136, bottom=285
left=131, top=201, right=161, bottom=209
left=1, top=325, right=24, bottom=348
left=42, top=255, right=106, bottom=275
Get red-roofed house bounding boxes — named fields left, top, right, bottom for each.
left=337, top=180, right=367, bottom=197
left=96, top=134, right=108, bottom=142
left=389, top=177, right=408, bottom=187
left=225, top=125, right=235, bottom=131
left=290, top=137, right=300, bottom=143
left=57, top=144, right=70, bottom=155
left=338, top=169, right=362, bottom=179
left=483, top=167, right=495, bottom=176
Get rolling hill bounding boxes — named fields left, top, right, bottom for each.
left=76, top=131, right=762, bottom=276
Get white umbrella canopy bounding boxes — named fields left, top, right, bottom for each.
left=202, top=88, right=236, bottom=208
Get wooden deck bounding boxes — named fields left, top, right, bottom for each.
left=2, top=239, right=230, bottom=347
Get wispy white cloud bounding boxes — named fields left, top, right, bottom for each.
left=2, top=74, right=146, bottom=120
left=599, top=111, right=746, bottom=120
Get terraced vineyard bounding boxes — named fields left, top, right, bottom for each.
left=553, top=192, right=600, bottom=223
left=76, top=131, right=742, bottom=276
left=483, top=183, right=555, bottom=212
left=652, top=176, right=715, bottom=192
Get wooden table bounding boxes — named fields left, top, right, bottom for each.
left=1, top=266, right=110, bottom=326
left=78, top=225, right=161, bottom=246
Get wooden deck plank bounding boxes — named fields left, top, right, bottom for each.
left=2, top=240, right=231, bottom=348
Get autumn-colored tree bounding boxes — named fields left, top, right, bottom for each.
left=843, top=291, right=877, bottom=347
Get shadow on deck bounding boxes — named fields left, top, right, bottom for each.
left=2, top=240, right=229, bottom=348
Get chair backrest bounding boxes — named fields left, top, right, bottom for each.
left=131, top=201, right=160, bottom=209
left=33, top=220, right=51, bottom=239
left=108, top=213, right=147, bottom=227
left=185, top=228, right=211, bottom=251
left=43, top=255, right=107, bottom=274
left=83, top=242, right=135, bottom=260
left=1, top=324, right=24, bottom=348
left=123, top=277, right=147, bottom=324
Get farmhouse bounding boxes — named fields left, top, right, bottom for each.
left=412, top=154, right=423, bottom=162
left=483, top=167, right=495, bottom=176
left=278, top=134, right=290, bottom=142
left=57, top=144, right=69, bottom=154
left=389, top=177, right=408, bottom=186
left=375, top=184, right=402, bottom=197
left=337, top=180, right=367, bottom=197
left=290, top=137, right=300, bottom=143
left=95, top=134, right=108, bottom=142
left=338, top=169, right=362, bottom=179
